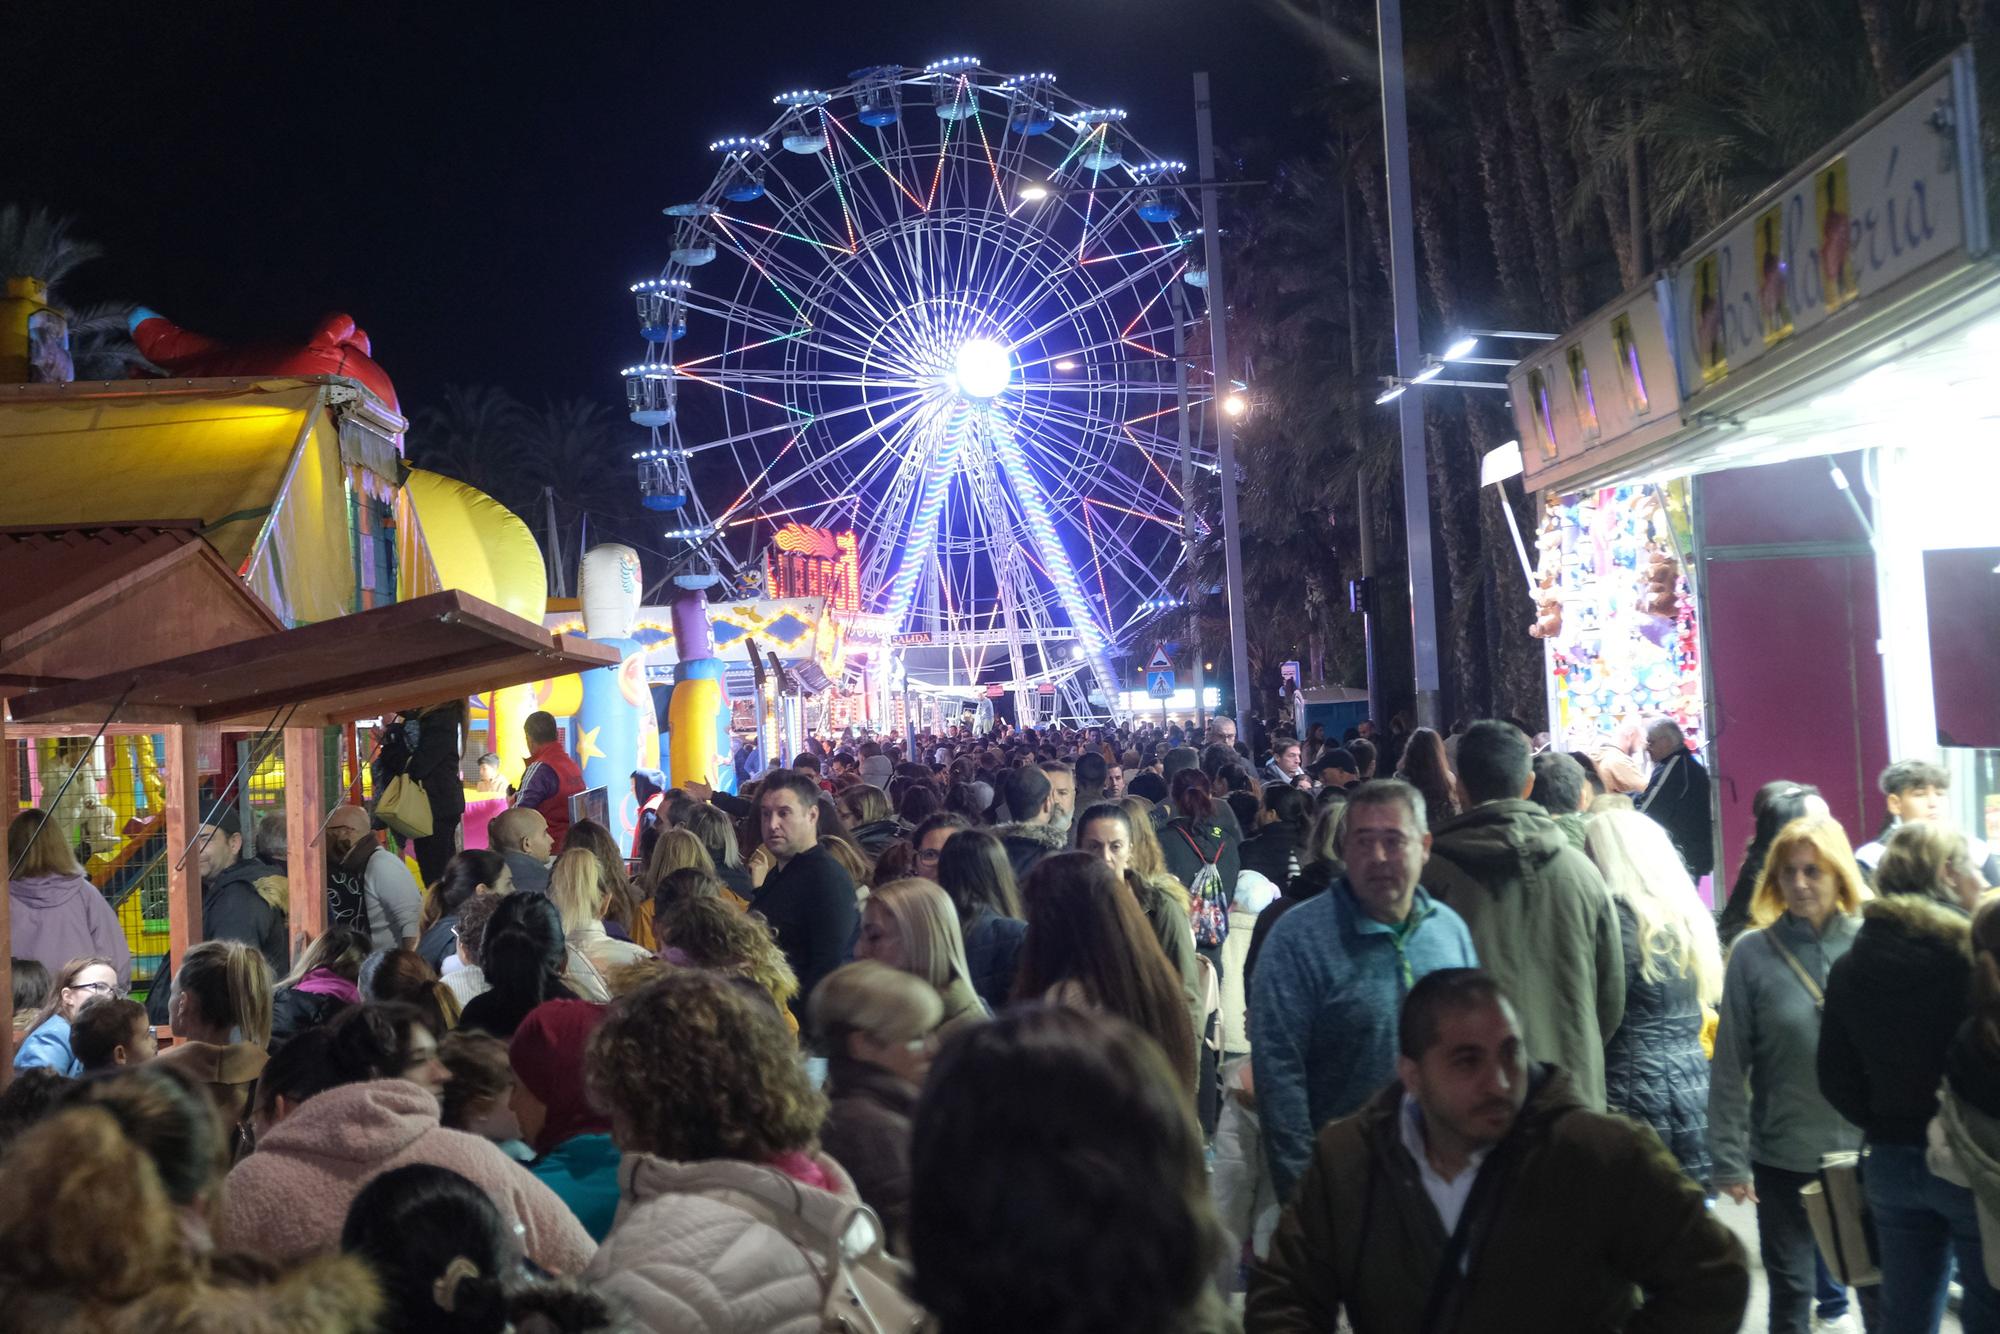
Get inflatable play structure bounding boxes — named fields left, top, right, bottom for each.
left=128, top=306, right=402, bottom=414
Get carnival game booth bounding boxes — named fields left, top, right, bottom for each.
left=0, top=375, right=556, bottom=1000
left=1500, top=47, right=2000, bottom=876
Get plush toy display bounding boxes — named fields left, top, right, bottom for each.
left=1534, top=484, right=1704, bottom=747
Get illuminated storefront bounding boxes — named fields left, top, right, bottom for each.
left=1506, top=48, right=2000, bottom=864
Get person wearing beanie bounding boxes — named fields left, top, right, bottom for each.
left=510, top=998, right=619, bottom=1241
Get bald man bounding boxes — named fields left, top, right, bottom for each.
left=489, top=806, right=554, bottom=896
left=325, top=805, right=423, bottom=951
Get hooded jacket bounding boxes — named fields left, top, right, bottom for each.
left=1818, top=892, right=1974, bottom=1146
left=587, top=1151, right=869, bottom=1333
left=1421, top=799, right=1625, bottom=1109
left=218, top=1078, right=595, bottom=1274
left=995, top=819, right=1069, bottom=885
left=202, top=855, right=290, bottom=977
left=512, top=999, right=620, bottom=1241
left=1248, top=1068, right=1749, bottom=1333
left=8, top=870, right=132, bottom=989
left=270, top=970, right=359, bottom=1049
left=153, top=1038, right=269, bottom=1155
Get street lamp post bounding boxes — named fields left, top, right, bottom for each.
left=1376, top=0, right=1442, bottom=729
left=1194, top=70, right=1253, bottom=748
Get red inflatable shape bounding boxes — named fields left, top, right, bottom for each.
left=128, top=307, right=399, bottom=412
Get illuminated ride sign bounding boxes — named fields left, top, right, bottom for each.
left=766, top=523, right=861, bottom=614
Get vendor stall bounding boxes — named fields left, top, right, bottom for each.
left=1504, top=47, right=1999, bottom=873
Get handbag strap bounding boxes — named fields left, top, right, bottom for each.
left=1764, top=929, right=1824, bottom=1011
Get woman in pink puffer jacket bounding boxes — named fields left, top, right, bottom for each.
left=217, top=1005, right=594, bottom=1275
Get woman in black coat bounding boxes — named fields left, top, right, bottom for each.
left=1584, top=811, right=1724, bottom=1185
left=1237, top=784, right=1310, bottom=892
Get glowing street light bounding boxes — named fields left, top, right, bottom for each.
left=1442, top=335, right=1479, bottom=361
left=1410, top=359, right=1445, bottom=384
left=1221, top=393, right=1248, bottom=417
left=1374, top=380, right=1407, bottom=405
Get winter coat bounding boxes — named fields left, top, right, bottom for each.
left=153, top=1038, right=268, bottom=1156
left=1708, top=911, right=1864, bottom=1182
left=995, top=820, right=1069, bottom=886
left=1238, top=822, right=1306, bottom=894
left=1638, top=744, right=1715, bottom=878
left=1131, top=872, right=1205, bottom=1066
left=1421, top=798, right=1626, bottom=1109
left=1220, top=870, right=1282, bottom=1055
left=1819, top=892, right=1974, bottom=1146
left=847, top=818, right=902, bottom=861
left=935, top=973, right=989, bottom=1041
left=218, top=1078, right=595, bottom=1274
left=270, top=970, right=358, bottom=1049
left=587, top=1151, right=868, bottom=1333
left=1602, top=899, right=1711, bottom=1183
left=961, top=905, right=1027, bottom=1013
left=202, top=857, right=290, bottom=978
left=568, top=919, right=652, bottom=984
left=415, top=913, right=458, bottom=973
left=820, top=1056, right=919, bottom=1251
left=0, top=1251, right=382, bottom=1334
left=1248, top=1068, right=1750, bottom=1334
left=531, top=1131, right=623, bottom=1242
left=1249, top=879, right=1478, bottom=1201
left=751, top=842, right=859, bottom=1022
left=13, top=1013, right=80, bottom=1076
left=8, top=870, right=131, bottom=990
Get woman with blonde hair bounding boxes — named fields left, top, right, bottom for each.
left=855, top=878, right=987, bottom=1037
left=683, top=804, right=755, bottom=902
left=153, top=939, right=273, bottom=1158
left=271, top=925, right=370, bottom=1048
left=550, top=848, right=652, bottom=984
left=655, top=894, right=801, bottom=1033
left=810, top=960, right=943, bottom=1250
left=7, top=807, right=131, bottom=988
left=564, top=820, right=650, bottom=952
left=1585, top=810, right=1723, bottom=1183
left=1709, top=816, right=1875, bottom=1331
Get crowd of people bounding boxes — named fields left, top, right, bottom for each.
left=4, top=706, right=1998, bottom=1333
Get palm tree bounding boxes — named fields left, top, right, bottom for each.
left=409, top=383, right=532, bottom=504
left=0, top=205, right=150, bottom=381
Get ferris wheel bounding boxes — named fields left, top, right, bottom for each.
left=623, top=57, right=1218, bottom=722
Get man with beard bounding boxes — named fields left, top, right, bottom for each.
left=323, top=804, right=423, bottom=952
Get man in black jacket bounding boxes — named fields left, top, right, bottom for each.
left=994, top=765, right=1068, bottom=884
left=1638, top=720, right=1714, bottom=879
left=198, top=808, right=288, bottom=977
left=749, top=771, right=859, bottom=1020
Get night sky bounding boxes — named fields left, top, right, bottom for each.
left=10, top=2, right=1327, bottom=417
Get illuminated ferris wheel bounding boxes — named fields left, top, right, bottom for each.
left=623, top=57, right=1216, bottom=720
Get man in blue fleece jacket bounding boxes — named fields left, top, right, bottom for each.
left=1250, top=779, right=1478, bottom=1201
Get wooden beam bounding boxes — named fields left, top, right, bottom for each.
left=284, top=725, right=326, bottom=954
left=163, top=723, right=202, bottom=977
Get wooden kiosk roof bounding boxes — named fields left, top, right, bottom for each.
left=9, top=589, right=618, bottom=728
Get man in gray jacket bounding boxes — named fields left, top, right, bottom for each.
left=1420, top=721, right=1624, bottom=1110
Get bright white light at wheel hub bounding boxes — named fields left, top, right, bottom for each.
left=952, top=338, right=1012, bottom=399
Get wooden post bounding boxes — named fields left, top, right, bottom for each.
left=1, top=709, right=13, bottom=1081
left=164, top=723, right=202, bottom=971
left=284, top=724, right=326, bottom=955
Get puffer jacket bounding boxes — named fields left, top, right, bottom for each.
left=1603, top=899, right=1711, bottom=1183
left=1819, top=893, right=1974, bottom=1146
left=1422, top=799, right=1626, bottom=1109
left=218, top=1078, right=594, bottom=1274
left=589, top=1151, right=874, bottom=1333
